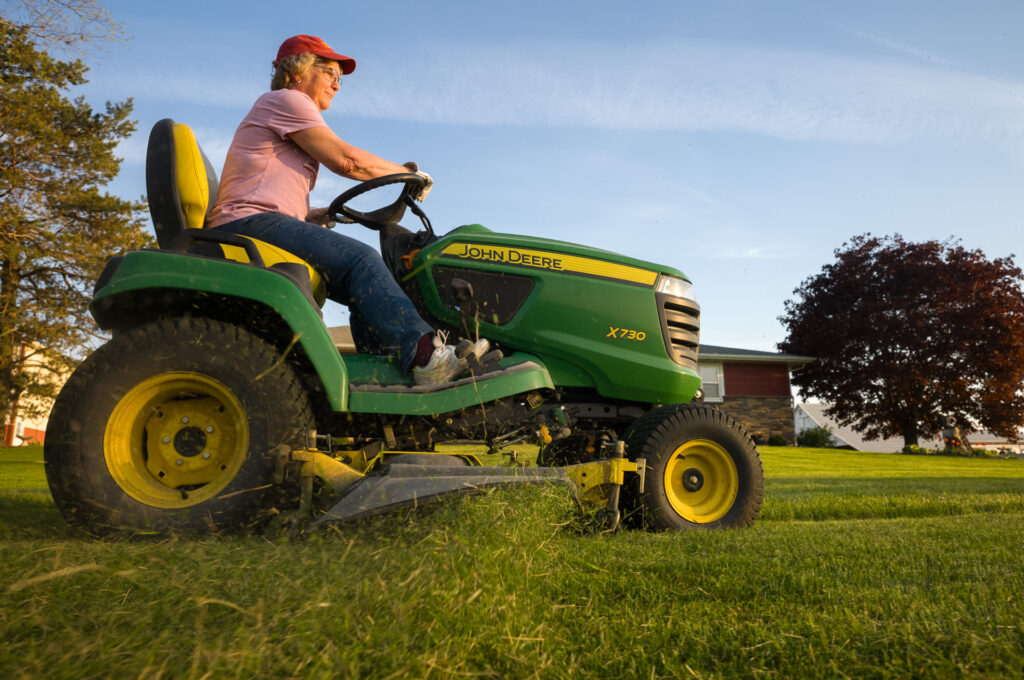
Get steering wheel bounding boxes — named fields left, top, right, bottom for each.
left=327, top=172, right=429, bottom=232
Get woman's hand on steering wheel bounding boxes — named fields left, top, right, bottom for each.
left=306, top=207, right=335, bottom=227
left=326, top=172, right=431, bottom=232
left=412, top=170, right=433, bottom=201
left=402, top=162, right=433, bottom=201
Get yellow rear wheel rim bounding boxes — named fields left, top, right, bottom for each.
left=663, top=439, right=739, bottom=523
left=103, top=372, right=249, bottom=508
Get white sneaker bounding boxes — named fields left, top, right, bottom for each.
left=412, top=340, right=469, bottom=386
left=467, top=338, right=490, bottom=360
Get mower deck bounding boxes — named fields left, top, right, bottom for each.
left=312, top=463, right=574, bottom=526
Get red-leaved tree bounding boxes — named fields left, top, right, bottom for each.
left=779, top=234, right=1024, bottom=448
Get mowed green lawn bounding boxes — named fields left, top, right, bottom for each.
left=1, top=445, right=1022, bottom=679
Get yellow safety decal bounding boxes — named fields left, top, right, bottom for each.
left=441, top=243, right=658, bottom=287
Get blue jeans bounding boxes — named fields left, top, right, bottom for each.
left=214, top=213, right=432, bottom=369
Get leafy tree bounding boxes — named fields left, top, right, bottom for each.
left=779, top=234, right=1024, bottom=448
left=0, top=21, right=152, bottom=426
left=1, top=0, right=124, bottom=54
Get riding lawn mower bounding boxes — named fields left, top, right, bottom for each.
left=43, top=119, right=765, bottom=535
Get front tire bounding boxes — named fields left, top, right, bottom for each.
left=44, top=318, right=313, bottom=534
left=623, top=405, right=764, bottom=530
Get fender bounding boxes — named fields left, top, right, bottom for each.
left=90, top=249, right=349, bottom=411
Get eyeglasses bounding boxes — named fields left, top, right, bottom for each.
left=313, top=64, right=342, bottom=86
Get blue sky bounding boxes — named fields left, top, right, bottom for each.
left=71, top=0, right=1024, bottom=350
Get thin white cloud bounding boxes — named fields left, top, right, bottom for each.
left=805, top=8, right=956, bottom=68
left=834, top=27, right=952, bottom=67
left=106, top=39, right=1024, bottom=146
left=338, top=39, right=1024, bottom=144
left=89, top=65, right=265, bottom=110
left=712, top=245, right=793, bottom=260
left=113, top=134, right=148, bottom=166
left=114, top=125, right=234, bottom=170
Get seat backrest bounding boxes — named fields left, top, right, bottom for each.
left=144, top=118, right=328, bottom=308
left=146, top=119, right=220, bottom=249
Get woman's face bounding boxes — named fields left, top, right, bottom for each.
left=294, top=59, right=341, bottom=111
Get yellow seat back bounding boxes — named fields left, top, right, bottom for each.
left=145, top=119, right=326, bottom=306
left=170, top=123, right=211, bottom=230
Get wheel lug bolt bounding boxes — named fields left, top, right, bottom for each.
left=206, top=426, right=214, bottom=433
left=162, top=436, right=171, bottom=444
left=202, top=452, right=211, bottom=459
left=181, top=417, right=189, bottom=424
left=176, top=459, right=184, bottom=466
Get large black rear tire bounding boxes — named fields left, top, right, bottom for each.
left=623, top=404, right=764, bottom=530
left=44, top=318, right=313, bottom=534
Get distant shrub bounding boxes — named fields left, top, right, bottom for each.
left=797, top=426, right=835, bottom=448
left=767, top=434, right=788, bottom=446
left=904, top=444, right=1008, bottom=458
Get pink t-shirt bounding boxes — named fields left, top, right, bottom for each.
left=206, top=89, right=327, bottom=227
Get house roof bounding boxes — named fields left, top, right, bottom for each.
left=700, top=345, right=815, bottom=365
left=794, top=402, right=1022, bottom=453
left=795, top=402, right=921, bottom=452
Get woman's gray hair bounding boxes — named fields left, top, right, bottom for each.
left=270, top=52, right=317, bottom=91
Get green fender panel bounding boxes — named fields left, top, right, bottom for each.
left=90, top=250, right=348, bottom=410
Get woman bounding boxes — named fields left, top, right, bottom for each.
left=207, top=35, right=483, bottom=386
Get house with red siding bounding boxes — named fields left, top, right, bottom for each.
left=2, top=342, right=69, bottom=446
left=3, top=418, right=47, bottom=446
left=697, top=345, right=815, bottom=445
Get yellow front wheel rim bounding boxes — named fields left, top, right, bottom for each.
left=104, top=372, right=249, bottom=508
left=664, top=439, right=739, bottom=523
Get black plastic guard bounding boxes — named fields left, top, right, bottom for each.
left=311, top=464, right=574, bottom=527
left=379, top=222, right=437, bottom=281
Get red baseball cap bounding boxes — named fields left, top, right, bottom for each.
left=274, top=34, right=356, bottom=74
